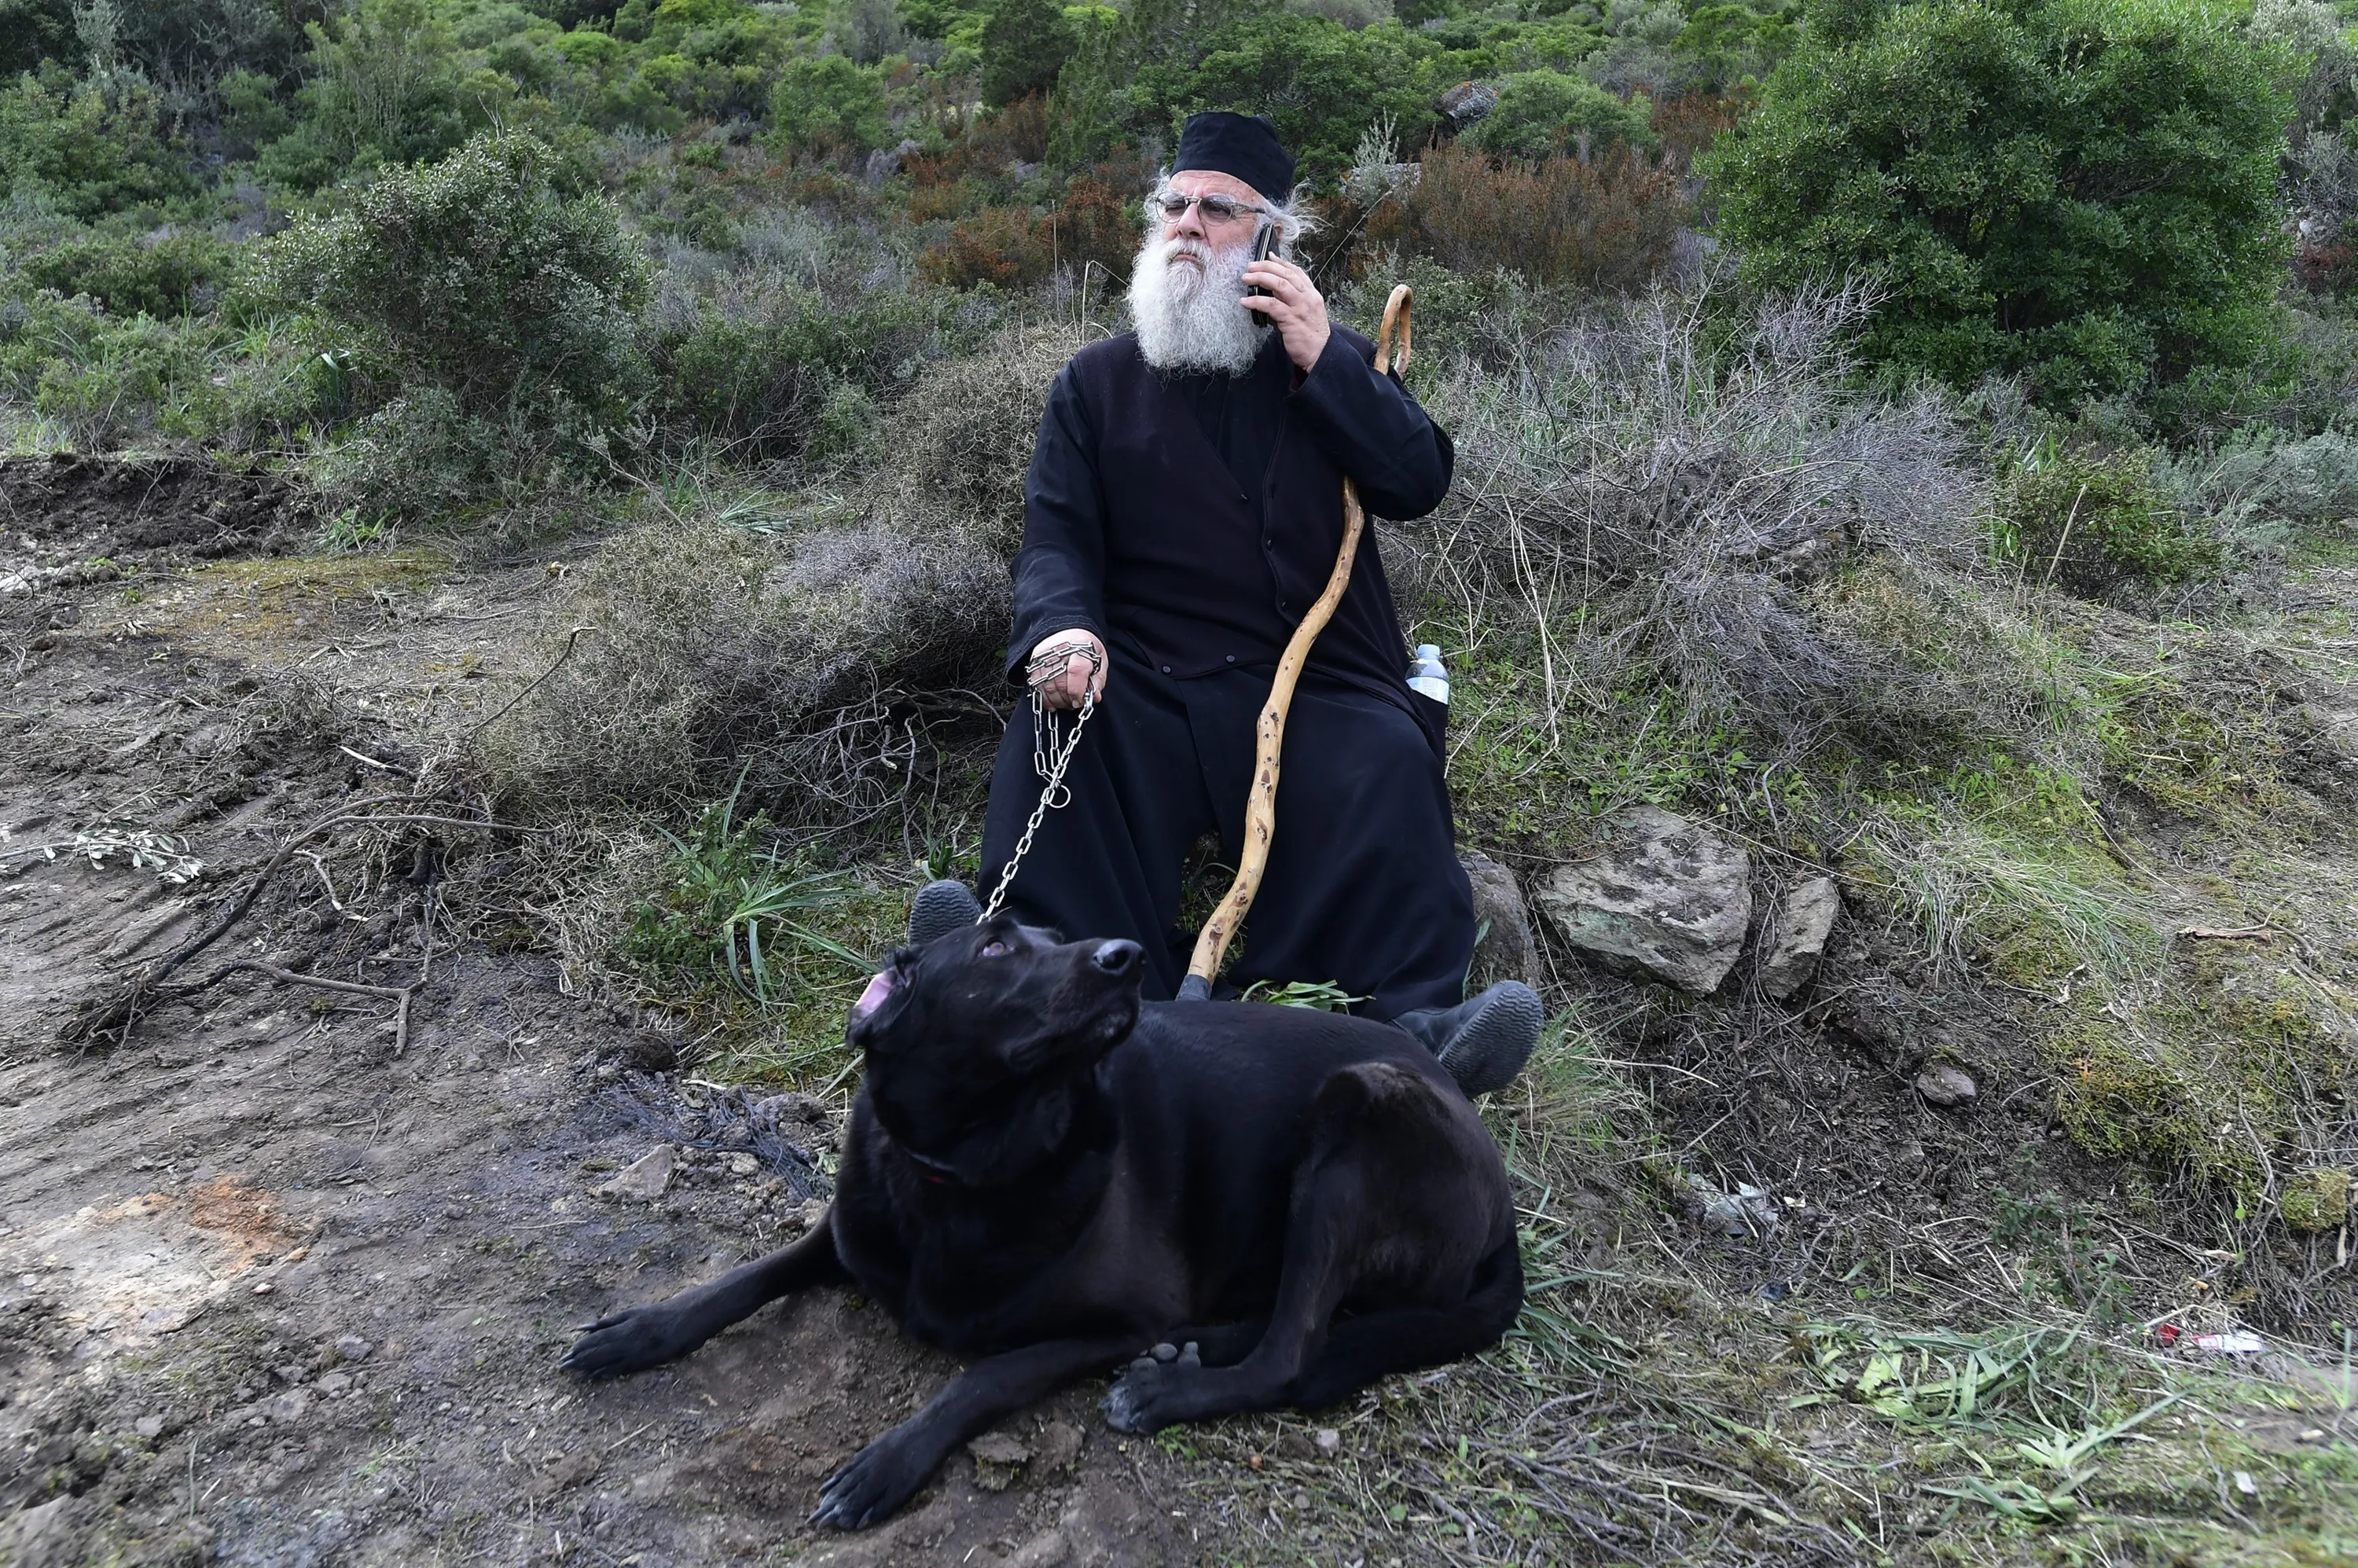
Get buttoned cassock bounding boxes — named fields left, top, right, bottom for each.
left=977, top=323, right=1475, bottom=1019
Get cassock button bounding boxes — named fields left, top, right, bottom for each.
left=1160, top=664, right=1170, bottom=674
left=1225, top=655, right=1236, bottom=663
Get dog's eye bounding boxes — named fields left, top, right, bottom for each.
left=980, top=940, right=1008, bottom=958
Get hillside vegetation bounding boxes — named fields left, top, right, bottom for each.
left=5, top=0, right=2358, bottom=1562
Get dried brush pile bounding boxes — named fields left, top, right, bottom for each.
left=1411, top=279, right=2090, bottom=775
left=474, top=321, right=1086, bottom=824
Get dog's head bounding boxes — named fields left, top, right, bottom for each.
left=844, top=916, right=1143, bottom=1174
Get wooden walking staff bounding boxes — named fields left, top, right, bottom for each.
left=1175, top=283, right=1413, bottom=1003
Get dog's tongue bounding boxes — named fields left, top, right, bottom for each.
left=851, top=970, right=895, bottom=1023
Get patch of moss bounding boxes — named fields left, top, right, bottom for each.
left=2043, top=956, right=2352, bottom=1200
left=2280, top=1169, right=2352, bottom=1234
left=166, top=549, right=450, bottom=642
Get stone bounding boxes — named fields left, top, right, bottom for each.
left=315, top=1372, right=352, bottom=1397
left=968, top=1430, right=1030, bottom=1491
left=725, top=1152, right=759, bottom=1178
left=1684, top=1174, right=1777, bottom=1236
left=1438, top=79, right=1500, bottom=130
left=527, top=1450, right=601, bottom=1500
left=1460, top=852, right=1536, bottom=984
left=1757, top=876, right=1842, bottom=1001
left=598, top=1145, right=674, bottom=1203
left=622, top=1028, right=678, bottom=1072
left=2281, top=1168, right=2352, bottom=1234
left=1313, top=1428, right=1341, bottom=1456
left=1034, top=1419, right=1083, bottom=1474
left=134, top=1416, right=165, bottom=1439
left=1534, top=807, right=1751, bottom=995
left=1914, top=1063, right=1978, bottom=1107
left=332, top=1335, right=373, bottom=1362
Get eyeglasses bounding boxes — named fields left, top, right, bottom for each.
left=1151, top=193, right=1266, bottom=225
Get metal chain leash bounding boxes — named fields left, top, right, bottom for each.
left=979, top=640, right=1104, bottom=921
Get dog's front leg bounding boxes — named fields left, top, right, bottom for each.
left=812, top=1334, right=1137, bottom=1530
left=563, top=1217, right=847, bottom=1378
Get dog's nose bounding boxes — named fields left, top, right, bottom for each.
left=1091, top=939, right=1140, bottom=975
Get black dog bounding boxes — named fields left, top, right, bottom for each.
left=563, top=918, right=1522, bottom=1529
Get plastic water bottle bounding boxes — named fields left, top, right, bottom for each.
left=1406, top=644, right=1449, bottom=704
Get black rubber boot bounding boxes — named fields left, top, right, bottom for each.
left=1394, top=981, right=1544, bottom=1098
left=906, top=879, right=982, bottom=947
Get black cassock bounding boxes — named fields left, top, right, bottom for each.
left=978, top=324, right=1475, bottom=1020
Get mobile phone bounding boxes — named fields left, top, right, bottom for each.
left=1243, top=222, right=1278, bottom=300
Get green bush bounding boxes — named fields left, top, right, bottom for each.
left=0, top=65, right=198, bottom=220
left=0, top=0, right=75, bottom=76
left=1123, top=11, right=1437, bottom=185
left=0, top=292, right=236, bottom=449
left=649, top=284, right=951, bottom=457
left=982, top=0, right=1076, bottom=108
left=250, top=130, right=649, bottom=427
left=1997, top=447, right=2224, bottom=597
left=253, top=0, right=494, bottom=193
left=17, top=232, right=233, bottom=318
left=1462, top=70, right=1655, bottom=161
left=766, top=54, right=889, bottom=157
left=1702, top=0, right=2298, bottom=411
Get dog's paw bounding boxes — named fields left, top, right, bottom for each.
left=812, top=1432, right=931, bottom=1530
left=1101, top=1364, right=1180, bottom=1434
left=559, top=1305, right=697, bottom=1379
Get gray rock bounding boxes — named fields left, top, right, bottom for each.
left=1313, top=1428, right=1342, bottom=1456
left=968, top=1430, right=1030, bottom=1491
left=1034, top=1418, right=1084, bottom=1473
left=598, top=1144, right=674, bottom=1202
left=1438, top=79, right=1500, bottom=129
left=1915, top=1063, right=1978, bottom=1107
left=1757, top=876, right=1842, bottom=1001
left=332, top=1334, right=373, bottom=1362
left=1535, top=807, right=1752, bottom=995
left=134, top=1416, right=165, bottom=1439
left=1460, top=852, right=1535, bottom=984
left=1684, top=1174, right=1778, bottom=1236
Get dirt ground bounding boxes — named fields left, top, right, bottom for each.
left=0, top=457, right=1197, bottom=1568
left=6, top=456, right=2356, bottom=1568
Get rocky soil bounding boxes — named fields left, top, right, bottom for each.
left=0, top=460, right=1196, bottom=1568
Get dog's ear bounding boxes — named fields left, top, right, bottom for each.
left=847, top=953, right=917, bottom=1047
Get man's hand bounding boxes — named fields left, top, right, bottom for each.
left=1027, top=630, right=1107, bottom=711
left=1240, top=255, right=1331, bottom=373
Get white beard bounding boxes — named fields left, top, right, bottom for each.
left=1127, top=232, right=1270, bottom=376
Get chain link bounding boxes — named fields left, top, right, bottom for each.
left=979, top=688, right=1096, bottom=921
left=979, top=638, right=1105, bottom=922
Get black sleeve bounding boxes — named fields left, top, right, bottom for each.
left=1287, top=332, right=1456, bottom=520
left=1006, top=363, right=1109, bottom=684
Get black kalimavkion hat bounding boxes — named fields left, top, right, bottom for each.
left=1172, top=112, right=1295, bottom=201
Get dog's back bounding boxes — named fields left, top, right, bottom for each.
left=1100, top=1000, right=1514, bottom=1322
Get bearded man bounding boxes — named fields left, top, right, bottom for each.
left=911, top=113, right=1541, bottom=1096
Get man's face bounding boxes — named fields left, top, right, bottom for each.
left=1156, top=170, right=1266, bottom=277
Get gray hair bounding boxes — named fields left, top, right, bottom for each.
left=1144, top=176, right=1320, bottom=255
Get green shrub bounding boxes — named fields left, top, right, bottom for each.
left=253, top=0, right=491, bottom=193
left=17, top=232, right=233, bottom=318
left=0, top=64, right=198, bottom=220
left=766, top=54, right=889, bottom=157
left=1702, top=0, right=2298, bottom=411
left=982, top=0, right=1076, bottom=108
left=1123, top=11, right=1437, bottom=185
left=1996, top=448, right=2224, bottom=597
left=0, top=0, right=75, bottom=76
left=250, top=130, right=649, bottom=427
left=1462, top=71, right=1655, bottom=161
left=0, top=292, right=236, bottom=449
left=648, top=284, right=949, bottom=456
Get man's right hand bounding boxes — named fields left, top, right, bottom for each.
left=1028, top=630, right=1108, bottom=711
